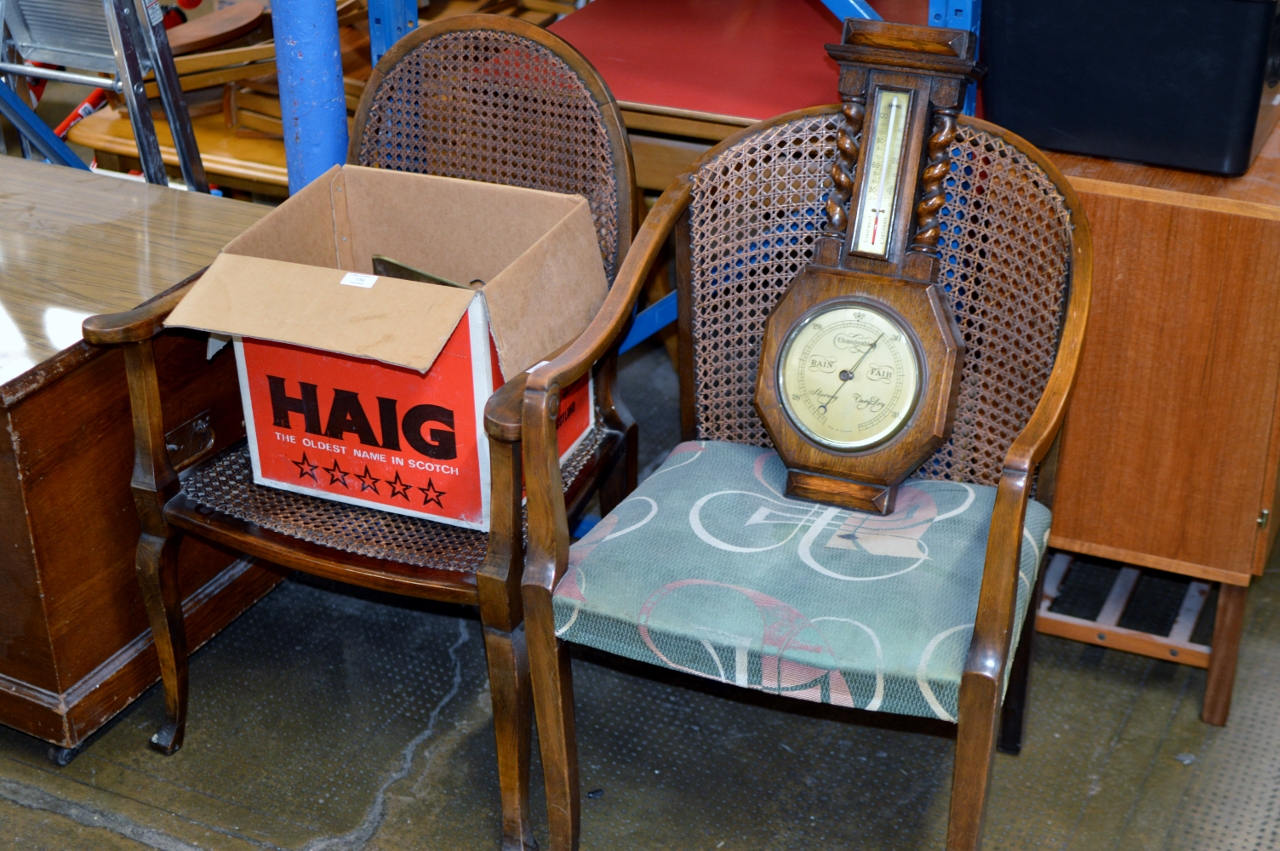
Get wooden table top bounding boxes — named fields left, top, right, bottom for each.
left=549, top=0, right=925, bottom=125
left=550, top=0, right=841, bottom=123
left=0, top=156, right=268, bottom=377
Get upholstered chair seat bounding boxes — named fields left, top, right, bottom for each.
left=553, top=440, right=1050, bottom=721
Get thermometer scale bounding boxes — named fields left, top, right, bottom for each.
left=853, top=89, right=911, bottom=257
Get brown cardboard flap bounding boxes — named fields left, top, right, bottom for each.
left=167, top=253, right=475, bottom=372
left=340, top=166, right=590, bottom=284
left=168, top=165, right=608, bottom=377
left=221, top=167, right=344, bottom=270
left=484, top=201, right=608, bottom=376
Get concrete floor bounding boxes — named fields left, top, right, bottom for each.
left=1, top=321, right=1278, bottom=851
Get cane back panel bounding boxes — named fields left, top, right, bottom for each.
left=354, top=26, right=624, bottom=281
left=683, top=109, right=1074, bottom=488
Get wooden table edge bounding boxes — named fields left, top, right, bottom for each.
left=1064, top=174, right=1280, bottom=221
left=1048, top=534, right=1253, bottom=587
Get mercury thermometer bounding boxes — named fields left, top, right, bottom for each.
left=853, top=89, right=911, bottom=256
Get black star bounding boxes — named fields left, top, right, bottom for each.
left=388, top=471, right=412, bottom=501
left=291, top=453, right=318, bottom=481
left=419, top=478, right=446, bottom=509
left=354, top=465, right=381, bottom=494
left=324, top=459, right=349, bottom=488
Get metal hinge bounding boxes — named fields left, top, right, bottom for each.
left=1259, top=509, right=1270, bottom=529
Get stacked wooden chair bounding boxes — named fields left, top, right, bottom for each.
left=83, top=16, right=635, bottom=851
left=518, top=106, right=1092, bottom=850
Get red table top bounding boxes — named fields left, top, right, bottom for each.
left=549, top=0, right=928, bottom=122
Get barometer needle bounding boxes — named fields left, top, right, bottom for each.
left=819, top=333, right=884, bottom=413
left=844, top=333, right=884, bottom=381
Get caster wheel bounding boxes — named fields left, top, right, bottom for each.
left=46, top=745, right=81, bottom=767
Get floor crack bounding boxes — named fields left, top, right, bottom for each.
left=301, top=617, right=471, bottom=851
left=0, top=776, right=230, bottom=851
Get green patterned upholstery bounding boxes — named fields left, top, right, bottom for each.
left=553, top=440, right=1051, bottom=721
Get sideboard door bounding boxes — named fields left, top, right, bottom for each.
left=1050, top=182, right=1280, bottom=585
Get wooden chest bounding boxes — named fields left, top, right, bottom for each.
left=0, top=158, right=281, bottom=749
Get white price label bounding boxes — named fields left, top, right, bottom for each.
left=340, top=273, right=378, bottom=288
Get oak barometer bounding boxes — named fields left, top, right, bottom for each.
left=754, top=19, right=977, bottom=514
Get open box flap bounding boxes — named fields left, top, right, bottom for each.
left=338, top=165, right=609, bottom=378
left=167, top=253, right=476, bottom=372
left=166, top=165, right=608, bottom=377
left=219, top=165, right=342, bottom=270
left=483, top=200, right=608, bottom=377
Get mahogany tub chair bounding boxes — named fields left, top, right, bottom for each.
left=82, top=16, right=636, bottom=851
left=519, top=106, right=1092, bottom=850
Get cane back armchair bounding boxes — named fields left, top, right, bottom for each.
left=518, top=106, right=1092, bottom=850
left=82, top=16, right=635, bottom=851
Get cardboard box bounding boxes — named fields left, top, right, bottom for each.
left=167, top=165, right=607, bottom=531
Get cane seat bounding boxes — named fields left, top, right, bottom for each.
left=175, top=427, right=608, bottom=571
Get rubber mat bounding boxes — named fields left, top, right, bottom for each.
left=1117, top=572, right=1195, bottom=637
left=1051, top=559, right=1122, bottom=620
left=1166, top=579, right=1280, bottom=851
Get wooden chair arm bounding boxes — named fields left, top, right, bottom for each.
left=524, top=180, right=692, bottom=405
left=961, top=358, right=1091, bottom=694
left=521, top=178, right=693, bottom=596
left=960, top=375, right=1080, bottom=690
left=82, top=272, right=203, bottom=346
left=123, top=338, right=181, bottom=536
left=962, top=466, right=1032, bottom=690
left=484, top=338, right=588, bottom=443
left=484, top=374, right=527, bottom=443
left=963, top=172, right=1093, bottom=687
left=476, top=433, right=526, bottom=633
left=81, top=273, right=210, bottom=532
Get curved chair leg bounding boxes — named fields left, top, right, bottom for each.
left=526, top=604, right=580, bottom=851
left=482, top=624, right=538, bottom=851
left=136, top=529, right=188, bottom=754
left=947, top=676, right=1001, bottom=851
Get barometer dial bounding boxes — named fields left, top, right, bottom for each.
left=778, top=302, right=921, bottom=450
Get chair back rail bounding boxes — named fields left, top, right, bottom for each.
left=349, top=14, right=635, bottom=283
left=676, top=105, right=1078, bottom=488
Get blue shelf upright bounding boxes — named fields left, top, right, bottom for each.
left=929, top=0, right=980, bottom=115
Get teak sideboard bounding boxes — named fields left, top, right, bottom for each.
left=0, top=157, right=281, bottom=752
left=1046, top=129, right=1280, bottom=725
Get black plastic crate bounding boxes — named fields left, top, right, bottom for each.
left=981, top=0, right=1280, bottom=175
